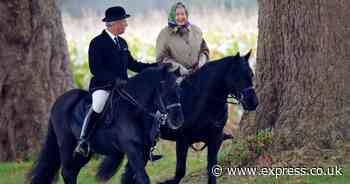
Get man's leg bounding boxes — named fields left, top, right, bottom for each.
left=74, top=90, right=110, bottom=157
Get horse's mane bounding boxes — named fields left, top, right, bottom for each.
left=122, top=66, right=167, bottom=101
left=182, top=55, right=241, bottom=88
left=128, top=66, right=162, bottom=88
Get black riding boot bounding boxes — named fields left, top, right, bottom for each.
left=74, top=108, right=100, bottom=157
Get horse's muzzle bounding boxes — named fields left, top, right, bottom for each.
left=167, top=104, right=184, bottom=130
left=241, top=89, right=258, bottom=111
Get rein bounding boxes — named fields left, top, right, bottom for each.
left=115, top=88, right=169, bottom=124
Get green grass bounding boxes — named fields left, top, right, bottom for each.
left=1, top=140, right=348, bottom=184
left=0, top=162, right=32, bottom=184
left=0, top=140, right=207, bottom=183
left=2, top=162, right=348, bottom=184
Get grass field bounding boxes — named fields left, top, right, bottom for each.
left=0, top=140, right=207, bottom=184
left=0, top=140, right=348, bottom=184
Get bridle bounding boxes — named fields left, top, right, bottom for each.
left=225, top=86, right=255, bottom=105
left=153, top=87, right=182, bottom=125
left=112, top=83, right=182, bottom=125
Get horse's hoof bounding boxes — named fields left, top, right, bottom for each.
left=223, top=132, right=234, bottom=140
left=150, top=154, right=163, bottom=161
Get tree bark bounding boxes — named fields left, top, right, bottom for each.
left=241, top=0, right=350, bottom=163
left=0, top=0, right=72, bottom=161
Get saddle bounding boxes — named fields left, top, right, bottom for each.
left=71, top=82, right=161, bottom=149
left=72, top=94, right=92, bottom=127
left=72, top=79, right=130, bottom=128
left=72, top=93, right=117, bottom=129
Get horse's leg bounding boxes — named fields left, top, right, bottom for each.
left=121, top=162, right=136, bottom=184
left=121, top=146, right=151, bottom=184
left=207, top=131, right=223, bottom=184
left=160, top=139, right=190, bottom=184
left=124, top=144, right=150, bottom=184
left=59, top=133, right=92, bottom=184
left=173, top=140, right=190, bottom=183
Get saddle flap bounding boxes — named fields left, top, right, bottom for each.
left=72, top=92, right=118, bottom=129
left=72, top=95, right=92, bottom=127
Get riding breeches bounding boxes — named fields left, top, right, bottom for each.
left=92, top=90, right=110, bottom=113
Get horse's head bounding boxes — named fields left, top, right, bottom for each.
left=156, top=64, right=184, bottom=130
left=225, top=51, right=258, bottom=111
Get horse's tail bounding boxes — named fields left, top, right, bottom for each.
left=27, top=119, right=60, bottom=184
left=96, top=153, right=125, bottom=182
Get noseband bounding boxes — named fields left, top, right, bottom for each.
left=156, top=88, right=182, bottom=125
left=228, top=86, right=255, bottom=104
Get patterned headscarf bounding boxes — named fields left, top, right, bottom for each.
left=168, top=2, right=191, bottom=32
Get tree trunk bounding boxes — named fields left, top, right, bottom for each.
left=241, top=0, right=350, bottom=163
left=0, top=0, right=72, bottom=161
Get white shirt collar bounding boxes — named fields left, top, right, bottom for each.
left=105, top=29, right=117, bottom=43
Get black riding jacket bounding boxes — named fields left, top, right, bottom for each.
left=88, top=30, right=157, bottom=92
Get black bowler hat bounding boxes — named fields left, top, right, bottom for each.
left=102, top=6, right=130, bottom=22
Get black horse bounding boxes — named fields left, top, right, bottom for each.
left=97, top=52, right=258, bottom=184
left=28, top=64, right=184, bottom=184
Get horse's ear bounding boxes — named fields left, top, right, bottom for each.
left=244, top=50, right=252, bottom=60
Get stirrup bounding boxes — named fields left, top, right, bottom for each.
left=149, top=145, right=163, bottom=162
left=74, top=141, right=90, bottom=157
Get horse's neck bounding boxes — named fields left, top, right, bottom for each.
left=190, top=62, right=229, bottom=100
left=182, top=62, right=229, bottom=121
left=124, top=78, right=155, bottom=107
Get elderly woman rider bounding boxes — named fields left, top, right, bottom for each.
left=156, top=2, right=233, bottom=150
left=156, top=2, right=209, bottom=78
